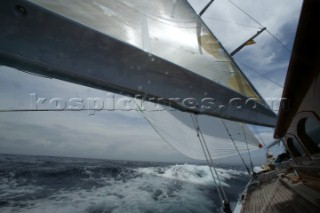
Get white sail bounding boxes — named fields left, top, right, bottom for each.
left=0, top=0, right=270, bottom=160
left=29, top=0, right=262, bottom=100
left=135, top=100, right=260, bottom=160
left=0, top=0, right=277, bottom=126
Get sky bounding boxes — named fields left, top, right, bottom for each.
left=0, top=0, right=303, bottom=164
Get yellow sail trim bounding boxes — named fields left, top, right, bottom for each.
left=198, top=34, right=226, bottom=60
left=199, top=34, right=259, bottom=99
left=228, top=73, right=259, bottom=98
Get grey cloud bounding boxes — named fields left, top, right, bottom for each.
left=0, top=0, right=302, bottom=163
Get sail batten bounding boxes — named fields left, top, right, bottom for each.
left=0, top=0, right=276, bottom=126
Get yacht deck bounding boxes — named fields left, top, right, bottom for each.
left=241, top=172, right=320, bottom=213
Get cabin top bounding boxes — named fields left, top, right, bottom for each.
left=274, top=0, right=320, bottom=140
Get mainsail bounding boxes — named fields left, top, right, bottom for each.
left=0, top=0, right=276, bottom=127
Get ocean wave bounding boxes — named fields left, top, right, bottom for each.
left=136, top=164, right=246, bottom=187
left=0, top=155, right=249, bottom=213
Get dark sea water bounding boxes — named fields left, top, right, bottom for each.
left=0, top=154, right=249, bottom=213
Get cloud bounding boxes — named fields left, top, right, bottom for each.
left=0, top=0, right=303, bottom=163
left=0, top=65, right=193, bottom=162
left=187, top=0, right=302, bottom=115
left=0, top=110, right=191, bottom=162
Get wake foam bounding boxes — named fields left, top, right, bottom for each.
left=137, top=164, right=246, bottom=186
left=0, top=155, right=249, bottom=213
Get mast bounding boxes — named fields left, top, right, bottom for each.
left=199, top=0, right=215, bottom=17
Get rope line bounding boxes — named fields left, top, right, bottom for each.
left=0, top=108, right=172, bottom=113
left=0, top=109, right=87, bottom=112
left=228, top=0, right=263, bottom=28
left=190, top=114, right=224, bottom=204
left=192, top=115, right=232, bottom=212
left=228, top=0, right=292, bottom=53
left=242, top=124, right=254, bottom=172
left=265, top=29, right=292, bottom=52
left=194, top=115, right=229, bottom=201
left=132, top=100, right=201, bottom=155
left=239, top=62, right=284, bottom=88
left=221, top=119, right=251, bottom=175
left=202, top=16, right=261, bottom=29
left=260, top=176, right=281, bottom=213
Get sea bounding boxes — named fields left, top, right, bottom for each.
left=0, top=154, right=250, bottom=213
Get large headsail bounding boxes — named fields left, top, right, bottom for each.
left=0, top=0, right=276, bottom=126
left=135, top=101, right=261, bottom=160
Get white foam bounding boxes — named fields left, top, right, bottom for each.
left=0, top=164, right=245, bottom=213
left=136, top=164, right=245, bottom=187
left=0, top=177, right=43, bottom=199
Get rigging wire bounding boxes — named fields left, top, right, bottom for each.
left=221, top=119, right=252, bottom=175
left=0, top=108, right=145, bottom=113
left=228, top=0, right=292, bottom=53
left=190, top=114, right=232, bottom=212
left=132, top=99, right=206, bottom=156
left=0, top=109, right=86, bottom=112
left=0, top=104, right=196, bottom=157
left=238, top=62, right=284, bottom=88
left=202, top=16, right=261, bottom=29
left=265, top=29, right=292, bottom=53
left=193, top=115, right=228, bottom=200
left=260, top=176, right=281, bottom=213
left=228, top=0, right=263, bottom=28
left=242, top=124, right=254, bottom=172
left=189, top=114, right=224, bottom=204
left=134, top=103, right=177, bottom=150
